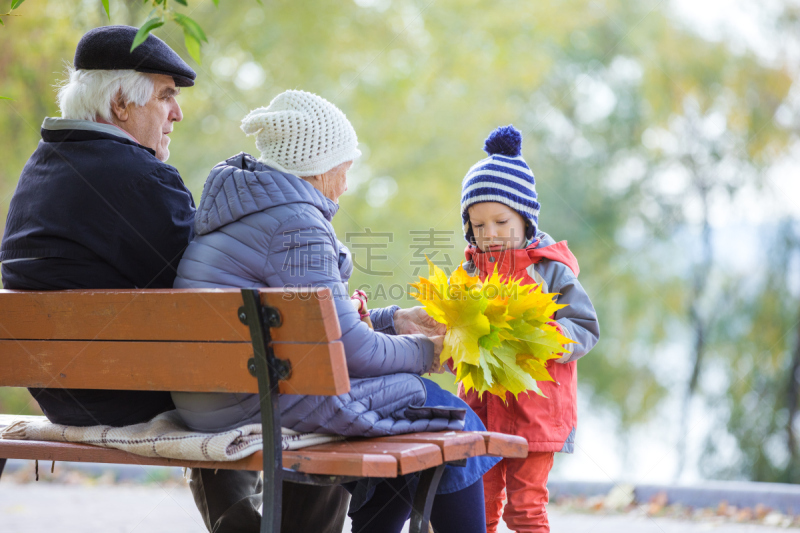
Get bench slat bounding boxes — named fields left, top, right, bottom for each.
left=475, top=432, right=529, bottom=458
left=0, top=439, right=440, bottom=478
left=0, top=428, right=523, bottom=478
left=0, top=439, right=265, bottom=471
left=0, top=340, right=349, bottom=396
left=0, top=289, right=341, bottom=344
left=283, top=449, right=398, bottom=478
left=301, top=441, right=443, bottom=476
left=0, top=417, right=396, bottom=478
left=0, top=439, right=395, bottom=477
left=375, top=431, right=486, bottom=462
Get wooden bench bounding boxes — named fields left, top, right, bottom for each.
left=0, top=287, right=527, bottom=533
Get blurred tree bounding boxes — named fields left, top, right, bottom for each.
left=700, top=221, right=800, bottom=482
left=629, top=3, right=796, bottom=480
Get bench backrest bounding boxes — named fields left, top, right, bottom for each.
left=0, top=288, right=349, bottom=396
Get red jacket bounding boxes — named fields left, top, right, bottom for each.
left=458, top=236, right=595, bottom=453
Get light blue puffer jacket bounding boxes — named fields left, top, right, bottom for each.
left=171, top=153, right=465, bottom=436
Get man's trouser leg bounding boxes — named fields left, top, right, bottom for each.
left=281, top=480, right=350, bottom=533
left=189, top=468, right=350, bottom=533
left=190, top=468, right=263, bottom=533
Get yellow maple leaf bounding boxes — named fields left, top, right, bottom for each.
left=426, top=257, right=449, bottom=287
left=517, top=354, right=556, bottom=382
left=410, top=255, right=572, bottom=399
left=481, top=265, right=512, bottom=330
left=436, top=296, right=490, bottom=367
left=449, top=263, right=479, bottom=287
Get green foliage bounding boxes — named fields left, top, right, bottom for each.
left=172, top=12, right=206, bottom=63
left=172, top=13, right=206, bottom=45
left=0, top=0, right=26, bottom=25
left=131, top=17, right=164, bottom=50
left=123, top=1, right=238, bottom=64
left=0, top=387, right=42, bottom=416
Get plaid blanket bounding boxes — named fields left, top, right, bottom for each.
left=0, top=410, right=343, bottom=461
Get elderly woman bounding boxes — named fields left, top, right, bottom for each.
left=172, top=90, right=498, bottom=533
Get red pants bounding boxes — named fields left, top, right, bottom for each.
left=483, top=452, right=554, bottom=533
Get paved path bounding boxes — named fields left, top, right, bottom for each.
left=547, top=512, right=794, bottom=532
left=0, top=483, right=794, bottom=532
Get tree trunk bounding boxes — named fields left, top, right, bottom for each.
left=785, top=304, right=800, bottom=481
left=675, top=177, right=713, bottom=481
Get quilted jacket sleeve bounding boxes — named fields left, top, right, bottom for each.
left=261, top=212, right=434, bottom=378
left=369, top=305, right=401, bottom=335
left=543, top=261, right=600, bottom=362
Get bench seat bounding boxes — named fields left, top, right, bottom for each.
left=0, top=415, right=526, bottom=477
left=0, top=287, right=529, bottom=533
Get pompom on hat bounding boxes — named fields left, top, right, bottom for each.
left=461, top=124, right=540, bottom=244
left=241, top=90, right=361, bottom=177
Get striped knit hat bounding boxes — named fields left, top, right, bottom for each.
left=461, top=125, right=540, bottom=244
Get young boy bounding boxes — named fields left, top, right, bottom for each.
left=459, top=125, right=600, bottom=532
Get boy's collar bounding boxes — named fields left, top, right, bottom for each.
left=464, top=240, right=541, bottom=276
left=464, top=238, right=580, bottom=277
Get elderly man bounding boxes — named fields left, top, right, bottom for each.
left=1, top=26, right=195, bottom=424
left=0, top=26, right=352, bottom=533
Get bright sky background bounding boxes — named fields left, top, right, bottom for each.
left=671, top=0, right=800, bottom=227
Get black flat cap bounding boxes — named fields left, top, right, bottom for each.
left=74, top=25, right=196, bottom=87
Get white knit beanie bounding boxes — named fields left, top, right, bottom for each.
left=240, top=90, right=362, bottom=177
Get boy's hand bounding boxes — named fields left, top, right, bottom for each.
left=394, top=306, right=446, bottom=337
left=548, top=320, right=571, bottom=362
left=547, top=320, right=563, bottom=336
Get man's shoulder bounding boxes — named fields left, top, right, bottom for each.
left=39, top=130, right=181, bottom=183
left=95, top=144, right=190, bottom=199
left=96, top=140, right=181, bottom=181
left=17, top=136, right=192, bottom=221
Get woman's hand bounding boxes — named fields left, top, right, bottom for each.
left=428, top=335, right=445, bottom=374
left=394, top=306, right=446, bottom=336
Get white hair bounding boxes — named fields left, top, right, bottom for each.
left=56, top=66, right=155, bottom=121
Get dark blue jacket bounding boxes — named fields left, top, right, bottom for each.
left=0, top=118, right=195, bottom=426
left=1, top=118, right=195, bottom=288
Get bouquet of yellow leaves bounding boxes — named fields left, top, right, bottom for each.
left=410, top=259, right=575, bottom=399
